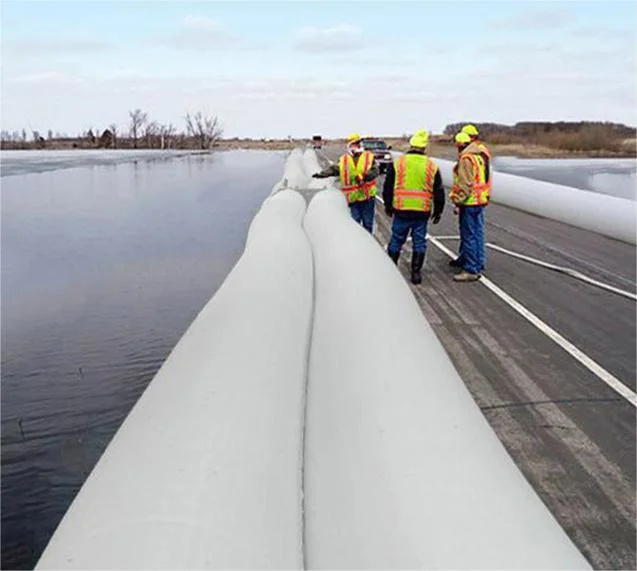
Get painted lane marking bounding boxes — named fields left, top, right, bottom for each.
left=428, top=236, right=637, bottom=408
left=486, top=243, right=636, bottom=302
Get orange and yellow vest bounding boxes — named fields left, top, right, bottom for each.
left=450, top=152, right=490, bottom=206
left=392, top=154, right=438, bottom=212
left=339, top=151, right=377, bottom=204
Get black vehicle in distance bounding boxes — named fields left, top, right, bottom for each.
left=361, top=137, right=393, bottom=173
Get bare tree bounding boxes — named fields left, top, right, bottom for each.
left=185, top=111, right=223, bottom=149
left=32, top=130, right=45, bottom=149
left=129, top=108, right=148, bottom=149
left=109, top=123, right=118, bottom=148
left=143, top=120, right=159, bottom=148
left=158, top=123, right=176, bottom=149
left=47, top=129, right=53, bottom=140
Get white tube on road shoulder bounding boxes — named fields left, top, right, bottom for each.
left=436, top=158, right=636, bottom=245
left=302, top=189, right=590, bottom=569
left=36, top=190, right=314, bottom=570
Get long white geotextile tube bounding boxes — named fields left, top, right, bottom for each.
left=302, top=186, right=590, bottom=569
left=270, top=148, right=316, bottom=195
left=36, top=190, right=313, bottom=570
left=435, top=158, right=636, bottom=245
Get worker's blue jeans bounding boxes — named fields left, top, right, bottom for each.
left=349, top=198, right=375, bottom=233
left=457, top=205, right=486, bottom=274
left=388, top=214, right=428, bottom=254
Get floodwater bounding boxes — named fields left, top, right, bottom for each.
left=1, top=150, right=285, bottom=569
left=493, top=156, right=637, bottom=201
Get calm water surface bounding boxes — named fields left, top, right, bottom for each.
left=1, top=150, right=285, bottom=569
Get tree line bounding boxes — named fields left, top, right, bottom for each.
left=442, top=121, right=636, bottom=152
left=0, top=109, right=224, bottom=151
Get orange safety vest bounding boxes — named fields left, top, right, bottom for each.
left=392, top=154, right=437, bottom=212
left=339, top=151, right=377, bottom=204
left=450, top=153, right=490, bottom=206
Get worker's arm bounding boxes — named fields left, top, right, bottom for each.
left=362, top=159, right=379, bottom=182
left=430, top=169, right=445, bottom=223
left=453, top=156, right=474, bottom=203
left=383, top=162, right=396, bottom=214
left=312, top=164, right=339, bottom=178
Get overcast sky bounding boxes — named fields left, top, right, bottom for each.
left=1, top=0, right=635, bottom=138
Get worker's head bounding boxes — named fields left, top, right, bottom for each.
left=461, top=124, right=479, bottom=141
left=409, top=129, right=429, bottom=150
left=455, top=131, right=471, bottom=151
left=347, top=133, right=362, bottom=155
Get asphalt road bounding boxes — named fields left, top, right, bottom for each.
left=317, top=147, right=636, bottom=570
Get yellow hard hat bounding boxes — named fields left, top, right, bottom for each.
left=461, top=124, right=479, bottom=137
left=409, top=129, right=429, bottom=148
left=455, top=132, right=472, bottom=145
left=347, top=133, right=361, bottom=144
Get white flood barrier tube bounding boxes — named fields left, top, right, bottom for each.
left=302, top=188, right=590, bottom=569
left=36, top=190, right=313, bottom=570
left=302, top=148, right=323, bottom=176
left=436, top=158, right=636, bottom=244
left=269, top=148, right=311, bottom=195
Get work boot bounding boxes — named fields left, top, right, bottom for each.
left=410, top=252, right=426, bottom=284
left=453, top=270, right=481, bottom=282
left=448, top=257, right=463, bottom=268
left=388, top=249, right=400, bottom=265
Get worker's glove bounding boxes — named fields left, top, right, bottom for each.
left=312, top=173, right=321, bottom=178
left=431, top=213, right=441, bottom=225
left=453, top=206, right=459, bottom=216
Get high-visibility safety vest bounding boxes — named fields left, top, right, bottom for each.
left=477, top=141, right=492, bottom=184
left=450, top=152, right=490, bottom=206
left=392, top=154, right=438, bottom=212
left=339, top=151, right=377, bottom=204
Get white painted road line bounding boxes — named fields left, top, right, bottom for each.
left=428, top=235, right=637, bottom=408
left=486, top=242, right=637, bottom=302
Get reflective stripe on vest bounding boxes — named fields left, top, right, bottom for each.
left=392, top=154, right=437, bottom=212
left=339, top=151, right=377, bottom=204
left=450, top=153, right=490, bottom=206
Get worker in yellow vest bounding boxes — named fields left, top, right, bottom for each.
left=312, top=133, right=379, bottom=233
left=449, top=131, right=491, bottom=282
left=383, top=129, right=444, bottom=285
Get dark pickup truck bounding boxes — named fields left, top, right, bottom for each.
left=361, top=138, right=393, bottom=173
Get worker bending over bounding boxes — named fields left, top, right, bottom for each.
left=313, top=133, right=379, bottom=233
left=383, top=129, right=444, bottom=285
left=449, top=132, right=491, bottom=282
